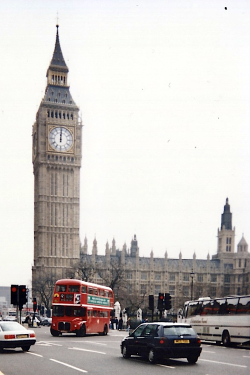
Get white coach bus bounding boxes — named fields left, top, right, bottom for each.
left=178, top=295, right=250, bottom=346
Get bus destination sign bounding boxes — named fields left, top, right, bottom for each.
left=87, top=295, right=110, bottom=306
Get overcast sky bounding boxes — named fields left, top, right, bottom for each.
left=0, top=0, right=250, bottom=288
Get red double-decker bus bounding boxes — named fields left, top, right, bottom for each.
left=50, top=279, right=114, bottom=337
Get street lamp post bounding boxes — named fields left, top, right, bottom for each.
left=190, top=271, right=195, bottom=300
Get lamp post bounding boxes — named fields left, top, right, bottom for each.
left=190, top=271, right=195, bottom=300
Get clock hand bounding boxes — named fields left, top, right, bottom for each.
left=60, top=128, right=62, bottom=143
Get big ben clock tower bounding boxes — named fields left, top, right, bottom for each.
left=32, top=26, right=82, bottom=284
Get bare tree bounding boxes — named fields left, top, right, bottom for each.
left=96, top=257, right=126, bottom=291
left=32, top=274, right=57, bottom=315
left=73, top=257, right=96, bottom=282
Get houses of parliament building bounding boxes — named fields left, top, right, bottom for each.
left=32, top=27, right=250, bottom=312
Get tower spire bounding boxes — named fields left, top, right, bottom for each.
left=221, top=197, right=232, bottom=230
left=49, top=24, right=68, bottom=71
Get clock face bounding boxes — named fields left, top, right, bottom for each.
left=49, top=127, right=73, bottom=152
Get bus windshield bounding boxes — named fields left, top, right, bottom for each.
left=53, top=305, right=86, bottom=317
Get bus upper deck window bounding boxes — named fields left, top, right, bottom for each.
left=88, top=288, right=93, bottom=294
left=81, top=286, right=87, bottom=293
left=68, top=285, right=80, bottom=293
left=56, top=285, right=67, bottom=292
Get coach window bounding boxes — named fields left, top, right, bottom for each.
left=81, top=286, right=87, bottom=293
left=237, top=296, right=250, bottom=314
left=201, top=300, right=213, bottom=315
left=88, top=288, right=93, bottom=294
left=100, top=290, right=104, bottom=296
left=217, top=299, right=228, bottom=314
left=93, top=289, right=98, bottom=295
left=227, top=298, right=238, bottom=314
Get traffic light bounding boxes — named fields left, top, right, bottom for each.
left=33, top=297, right=37, bottom=312
left=19, top=285, right=27, bottom=310
left=165, top=293, right=172, bottom=310
left=11, top=284, right=18, bottom=305
left=157, top=293, right=164, bottom=310
left=149, top=295, right=154, bottom=310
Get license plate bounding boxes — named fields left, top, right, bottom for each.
left=16, top=334, right=28, bottom=339
left=174, top=339, right=190, bottom=344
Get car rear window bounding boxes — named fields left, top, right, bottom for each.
left=163, top=326, right=196, bottom=336
left=0, top=322, right=26, bottom=332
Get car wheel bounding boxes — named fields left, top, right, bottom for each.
left=222, top=330, right=231, bottom=346
left=122, top=345, right=131, bottom=358
left=50, top=328, right=60, bottom=337
left=148, top=348, right=156, bottom=364
left=76, top=324, right=86, bottom=337
left=22, top=346, right=31, bottom=352
left=187, top=355, right=198, bottom=364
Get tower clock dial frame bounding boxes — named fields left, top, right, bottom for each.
left=48, top=126, right=74, bottom=153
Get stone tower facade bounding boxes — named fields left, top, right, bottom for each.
left=32, top=26, right=82, bottom=284
left=217, top=198, right=235, bottom=255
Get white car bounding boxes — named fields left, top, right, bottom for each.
left=4, top=315, right=17, bottom=322
left=0, top=321, right=36, bottom=352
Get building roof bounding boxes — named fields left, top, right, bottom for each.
left=43, top=85, right=76, bottom=106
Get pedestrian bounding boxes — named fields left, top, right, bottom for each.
left=127, top=318, right=130, bottom=332
left=114, top=316, right=118, bottom=330
left=118, top=317, right=123, bottom=330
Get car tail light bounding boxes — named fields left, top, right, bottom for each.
left=159, top=338, right=166, bottom=344
left=30, top=333, right=36, bottom=338
left=196, top=338, right=201, bottom=345
left=4, top=334, right=15, bottom=339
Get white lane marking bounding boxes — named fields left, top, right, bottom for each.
left=200, top=359, right=247, bottom=368
left=71, top=341, right=107, bottom=346
left=202, top=350, right=216, bottom=353
left=36, top=341, right=63, bottom=347
left=27, top=352, right=43, bottom=357
left=158, top=364, right=175, bottom=369
left=243, top=356, right=250, bottom=358
left=69, top=347, right=106, bottom=355
left=50, top=359, right=87, bottom=373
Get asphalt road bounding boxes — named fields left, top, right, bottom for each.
left=0, top=326, right=249, bottom=375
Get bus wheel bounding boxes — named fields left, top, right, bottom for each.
left=50, top=328, right=60, bottom=337
left=222, top=330, right=231, bottom=346
left=103, top=324, right=108, bottom=335
left=76, top=324, right=86, bottom=337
